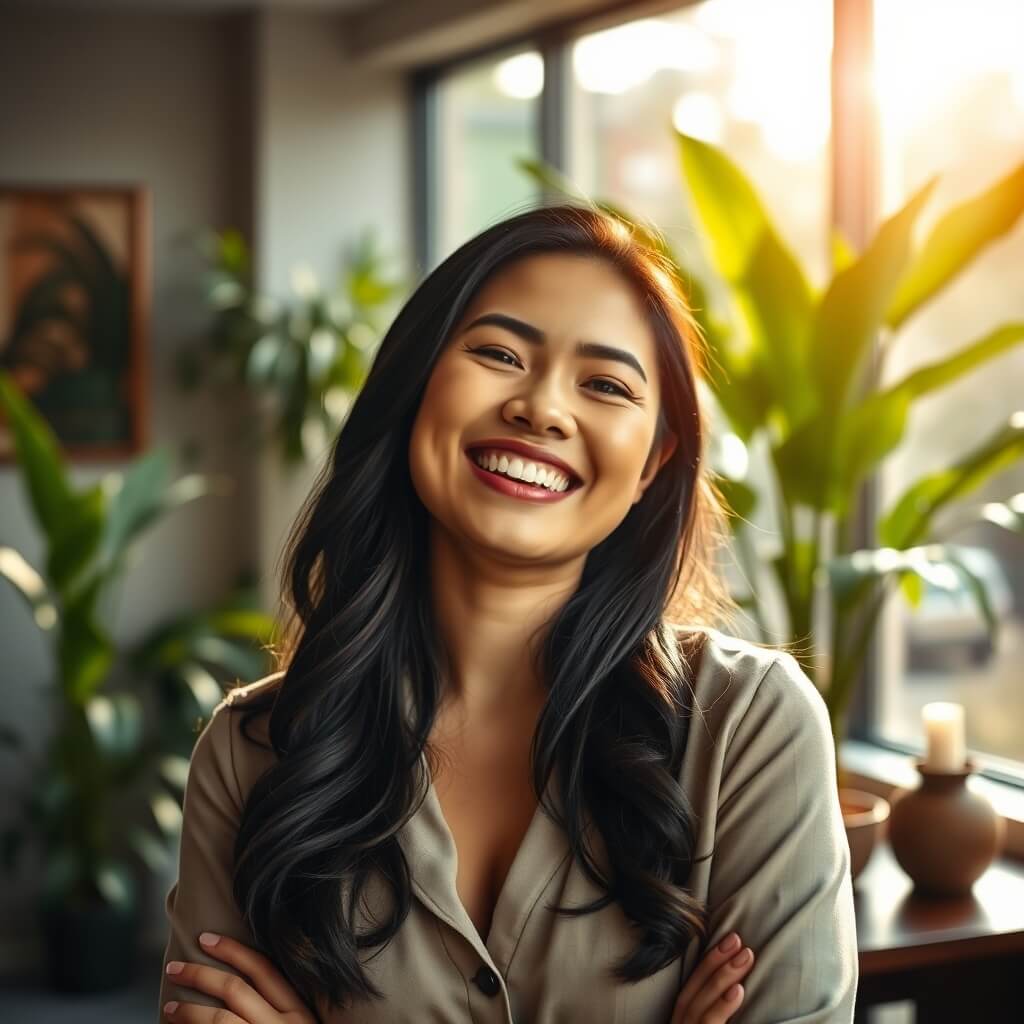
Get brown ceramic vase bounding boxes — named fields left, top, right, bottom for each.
left=887, top=757, right=1005, bottom=897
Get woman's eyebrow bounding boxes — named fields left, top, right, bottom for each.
left=462, top=312, right=648, bottom=384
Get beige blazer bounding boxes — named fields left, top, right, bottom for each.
left=159, top=626, right=858, bottom=1022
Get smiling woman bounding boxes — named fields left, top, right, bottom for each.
left=158, top=203, right=858, bottom=1024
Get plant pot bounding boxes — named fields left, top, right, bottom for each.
left=840, top=787, right=890, bottom=882
left=38, top=898, right=140, bottom=993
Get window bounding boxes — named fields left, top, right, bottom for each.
left=416, top=0, right=1024, bottom=783
left=432, top=46, right=543, bottom=262
left=873, top=0, right=1024, bottom=776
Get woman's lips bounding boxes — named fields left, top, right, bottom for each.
left=464, top=451, right=580, bottom=503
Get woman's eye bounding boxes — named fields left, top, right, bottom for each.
left=475, top=346, right=519, bottom=366
left=472, top=347, right=631, bottom=399
left=588, top=379, right=631, bottom=398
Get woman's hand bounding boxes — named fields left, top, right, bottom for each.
left=670, top=931, right=755, bottom=1023
left=163, top=931, right=317, bottom=1023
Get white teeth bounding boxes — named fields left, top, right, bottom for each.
left=472, top=450, right=571, bottom=492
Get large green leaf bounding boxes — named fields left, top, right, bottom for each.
left=675, top=131, right=816, bottom=436
left=84, top=692, right=144, bottom=763
left=810, top=175, right=938, bottom=410
left=879, top=413, right=1024, bottom=549
left=774, top=178, right=939, bottom=511
left=47, top=484, right=107, bottom=594
left=59, top=574, right=114, bottom=703
left=0, top=371, right=73, bottom=541
left=96, top=450, right=172, bottom=569
left=836, top=322, right=1024, bottom=495
left=96, top=452, right=231, bottom=579
left=0, top=546, right=59, bottom=629
left=887, top=161, right=1024, bottom=330
left=878, top=322, right=1024, bottom=405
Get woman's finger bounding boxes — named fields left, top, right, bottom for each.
left=195, top=932, right=314, bottom=1018
left=163, top=998, right=246, bottom=1023
left=164, top=960, right=272, bottom=1024
left=673, top=933, right=741, bottom=1016
left=684, top=947, right=754, bottom=1023
left=672, top=935, right=755, bottom=1023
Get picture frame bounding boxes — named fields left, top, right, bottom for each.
left=0, top=184, right=150, bottom=461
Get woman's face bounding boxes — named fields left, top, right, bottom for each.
left=409, top=252, right=677, bottom=568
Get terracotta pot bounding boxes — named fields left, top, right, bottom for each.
left=840, top=787, right=890, bottom=882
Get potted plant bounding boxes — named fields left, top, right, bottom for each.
left=521, top=138, right=1024, bottom=878
left=175, top=225, right=408, bottom=467
left=0, top=370, right=279, bottom=992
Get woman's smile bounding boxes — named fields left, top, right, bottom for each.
left=464, top=448, right=582, bottom=504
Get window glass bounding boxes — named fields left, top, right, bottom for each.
left=874, top=0, right=1024, bottom=771
left=434, top=48, right=542, bottom=261
left=567, top=0, right=833, bottom=637
left=568, top=0, right=833, bottom=288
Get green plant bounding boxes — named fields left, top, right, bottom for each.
left=175, top=225, right=408, bottom=466
left=0, top=370, right=278, bottom=913
left=521, top=141, right=1024, bottom=786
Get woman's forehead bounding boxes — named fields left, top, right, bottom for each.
left=456, top=255, right=654, bottom=347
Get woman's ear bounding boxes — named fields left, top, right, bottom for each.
left=633, top=429, right=678, bottom=504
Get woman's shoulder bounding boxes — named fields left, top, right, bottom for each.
left=222, top=669, right=287, bottom=710
left=193, top=670, right=284, bottom=801
left=669, top=623, right=826, bottom=735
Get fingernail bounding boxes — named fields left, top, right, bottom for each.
left=165, top=961, right=184, bottom=975
left=731, top=948, right=752, bottom=967
left=718, top=932, right=740, bottom=953
left=163, top=1001, right=179, bottom=1015
left=726, top=984, right=742, bottom=1001
left=199, top=931, right=220, bottom=946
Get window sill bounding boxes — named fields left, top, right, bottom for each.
left=839, top=739, right=1024, bottom=862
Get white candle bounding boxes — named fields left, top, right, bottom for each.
left=922, top=702, right=966, bottom=771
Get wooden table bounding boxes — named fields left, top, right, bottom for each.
left=853, top=840, right=1024, bottom=1022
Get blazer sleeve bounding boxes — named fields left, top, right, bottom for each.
left=157, top=697, right=262, bottom=1022
left=705, top=652, right=859, bottom=1023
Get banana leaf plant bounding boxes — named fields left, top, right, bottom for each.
left=0, top=370, right=279, bottom=915
left=521, top=139, right=1024, bottom=787
left=175, top=225, right=408, bottom=466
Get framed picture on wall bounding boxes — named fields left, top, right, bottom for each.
left=0, top=184, right=149, bottom=460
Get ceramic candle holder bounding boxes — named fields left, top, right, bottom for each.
left=887, top=757, right=1005, bottom=897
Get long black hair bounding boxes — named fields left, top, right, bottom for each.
left=226, top=202, right=741, bottom=1015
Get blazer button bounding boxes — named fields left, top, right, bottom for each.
left=472, top=964, right=501, bottom=997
